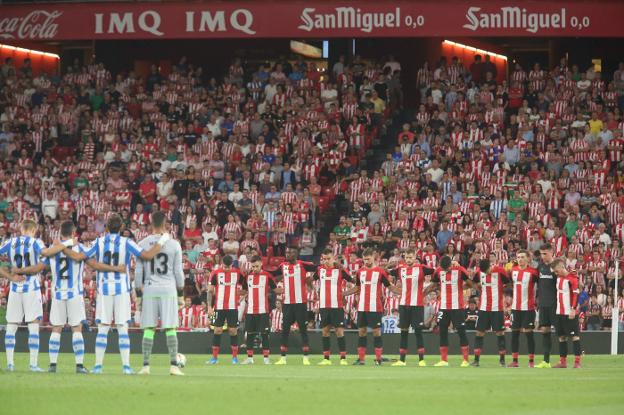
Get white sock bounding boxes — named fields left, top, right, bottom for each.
left=117, top=325, right=131, bottom=367
left=95, top=325, right=110, bottom=366
left=27, top=323, right=39, bottom=367
left=5, top=323, right=17, bottom=366
left=72, top=332, right=85, bottom=365
left=49, top=332, right=61, bottom=364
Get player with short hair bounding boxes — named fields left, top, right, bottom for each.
left=389, top=250, right=434, bottom=367
left=14, top=220, right=124, bottom=373
left=240, top=256, right=282, bottom=365
left=551, top=259, right=583, bottom=368
left=273, top=247, right=316, bottom=365
left=471, top=257, right=509, bottom=367
left=207, top=255, right=246, bottom=365
left=509, top=249, right=540, bottom=368
left=314, top=249, right=353, bottom=365
left=83, top=214, right=168, bottom=374
left=0, top=219, right=73, bottom=372
left=535, top=245, right=557, bottom=368
left=344, top=248, right=394, bottom=365
left=135, top=211, right=185, bottom=376
left=431, top=256, right=475, bottom=367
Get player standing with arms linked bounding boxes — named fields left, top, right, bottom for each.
left=344, top=248, right=395, bottom=366
left=274, top=247, right=316, bottom=366
left=14, top=220, right=124, bottom=373
left=0, top=219, right=74, bottom=372
left=509, top=249, right=539, bottom=368
left=470, top=256, right=509, bottom=367
left=314, top=249, right=353, bottom=365
left=431, top=256, right=474, bottom=367
left=135, top=212, right=185, bottom=376
left=206, top=255, right=245, bottom=365
left=241, top=256, right=282, bottom=365
left=389, top=250, right=434, bottom=367
left=551, top=259, right=583, bottom=368
left=535, top=245, right=557, bottom=368
left=84, top=214, right=168, bottom=374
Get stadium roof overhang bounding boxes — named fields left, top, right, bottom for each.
left=1, top=0, right=624, bottom=42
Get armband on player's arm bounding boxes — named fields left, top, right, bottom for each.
left=135, top=289, right=143, bottom=298
left=177, top=288, right=184, bottom=306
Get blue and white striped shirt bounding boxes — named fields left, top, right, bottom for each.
left=0, top=236, right=46, bottom=293
left=44, top=244, right=86, bottom=301
left=84, top=234, right=143, bottom=296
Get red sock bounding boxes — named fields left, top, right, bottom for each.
left=512, top=352, right=519, bottom=361
left=574, top=355, right=581, bottom=364
left=212, top=346, right=220, bottom=358
left=399, top=348, right=407, bottom=357
left=247, top=349, right=254, bottom=358
left=418, top=348, right=425, bottom=360
left=231, top=346, right=239, bottom=358
left=499, top=350, right=506, bottom=358
left=474, top=348, right=481, bottom=357
left=560, top=356, right=567, bottom=365
left=440, top=346, right=448, bottom=362
left=358, top=347, right=366, bottom=361
left=323, top=351, right=330, bottom=358
left=280, top=346, right=288, bottom=356
left=262, top=349, right=270, bottom=358
left=339, top=351, right=346, bottom=359
left=461, top=346, right=469, bottom=361
left=302, top=346, right=310, bottom=356
left=374, top=347, right=383, bottom=361
left=528, top=354, right=535, bottom=362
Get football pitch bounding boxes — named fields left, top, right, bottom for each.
left=1, top=353, right=623, bottom=415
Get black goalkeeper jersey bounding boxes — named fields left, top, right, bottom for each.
left=537, top=262, right=557, bottom=307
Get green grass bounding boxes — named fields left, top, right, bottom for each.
left=1, top=353, right=623, bottom=415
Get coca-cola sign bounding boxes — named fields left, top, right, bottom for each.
left=0, top=10, right=62, bottom=40
left=0, top=1, right=622, bottom=40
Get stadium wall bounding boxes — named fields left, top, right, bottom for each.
left=1, top=331, right=621, bottom=355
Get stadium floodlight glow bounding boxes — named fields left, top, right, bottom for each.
left=0, top=43, right=60, bottom=59
left=443, top=40, right=507, bottom=61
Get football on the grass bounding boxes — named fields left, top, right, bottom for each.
left=177, top=353, right=187, bottom=368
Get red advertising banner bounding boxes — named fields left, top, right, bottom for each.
left=0, top=1, right=623, bottom=41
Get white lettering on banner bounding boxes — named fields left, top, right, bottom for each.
left=298, top=7, right=412, bottom=33
left=94, top=11, right=163, bottom=36
left=463, top=6, right=576, bottom=34
left=0, top=10, right=61, bottom=40
left=185, top=9, right=256, bottom=35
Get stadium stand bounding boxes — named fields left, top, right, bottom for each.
left=0, top=52, right=623, bottom=334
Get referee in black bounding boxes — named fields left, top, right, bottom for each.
left=536, top=245, right=557, bottom=368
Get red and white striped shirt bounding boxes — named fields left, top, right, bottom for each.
left=279, top=261, right=314, bottom=305
left=178, top=306, right=194, bottom=329
left=244, top=271, right=276, bottom=315
left=394, top=263, right=432, bottom=307
left=210, top=268, right=244, bottom=310
left=316, top=266, right=351, bottom=309
left=477, top=266, right=508, bottom=312
left=510, top=266, right=539, bottom=311
left=356, top=267, right=391, bottom=312
left=433, top=266, right=469, bottom=310
left=556, top=273, right=579, bottom=315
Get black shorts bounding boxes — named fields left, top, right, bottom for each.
left=437, top=309, right=466, bottom=329
left=556, top=315, right=580, bottom=337
left=538, top=306, right=557, bottom=328
left=320, top=308, right=345, bottom=328
left=246, top=313, right=270, bottom=333
left=476, top=311, right=505, bottom=332
left=398, top=306, right=425, bottom=330
left=357, top=311, right=382, bottom=329
left=214, top=309, right=238, bottom=328
left=602, top=319, right=612, bottom=329
left=282, top=303, right=308, bottom=329
left=511, top=310, right=536, bottom=330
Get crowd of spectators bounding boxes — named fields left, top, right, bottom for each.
left=324, top=54, right=624, bottom=332
left=0, top=52, right=389, bottom=328
left=1, top=50, right=624, bottom=333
